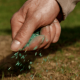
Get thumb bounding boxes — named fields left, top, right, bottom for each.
left=11, top=18, right=38, bottom=51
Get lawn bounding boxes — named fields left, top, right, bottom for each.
left=0, top=0, right=80, bottom=80
left=0, top=0, right=26, bottom=35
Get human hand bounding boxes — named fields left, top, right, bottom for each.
left=10, top=0, right=60, bottom=51
left=24, top=19, right=61, bottom=51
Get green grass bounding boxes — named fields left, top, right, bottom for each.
left=0, top=0, right=26, bottom=35
left=61, top=2, right=80, bottom=27
left=1, top=72, right=4, bottom=80
left=0, top=1, right=80, bottom=35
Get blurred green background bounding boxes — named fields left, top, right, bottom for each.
left=0, top=0, right=80, bottom=37
left=0, top=0, right=27, bottom=35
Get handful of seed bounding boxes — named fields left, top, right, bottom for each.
left=8, top=29, right=41, bottom=72
left=23, top=29, right=40, bottom=49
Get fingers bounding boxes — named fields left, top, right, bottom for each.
left=11, top=17, right=39, bottom=51
left=24, top=35, right=45, bottom=51
left=10, top=0, right=61, bottom=52
left=39, top=25, right=51, bottom=49
left=11, top=10, right=61, bottom=52
left=38, top=19, right=61, bottom=49
left=39, top=23, right=56, bottom=49
left=52, top=19, right=61, bottom=43
left=11, top=13, right=22, bottom=40
left=44, top=23, right=56, bottom=49
left=11, top=12, right=26, bottom=40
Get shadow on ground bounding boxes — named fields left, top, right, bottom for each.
left=0, top=26, right=80, bottom=78
left=0, top=29, right=11, bottom=35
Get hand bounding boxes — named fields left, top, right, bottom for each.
left=24, top=19, right=61, bottom=51
left=10, top=0, right=60, bottom=51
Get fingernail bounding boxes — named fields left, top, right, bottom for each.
left=11, top=40, right=20, bottom=51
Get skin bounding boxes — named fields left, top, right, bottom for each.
left=10, top=0, right=61, bottom=51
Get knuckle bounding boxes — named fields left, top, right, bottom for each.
left=32, top=13, right=41, bottom=22
left=18, top=31, right=27, bottom=39
left=15, top=29, right=27, bottom=42
left=10, top=12, right=18, bottom=23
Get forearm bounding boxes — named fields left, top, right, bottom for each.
left=56, top=0, right=80, bottom=19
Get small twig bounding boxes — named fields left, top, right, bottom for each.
left=29, top=71, right=37, bottom=80
left=32, top=71, right=37, bottom=80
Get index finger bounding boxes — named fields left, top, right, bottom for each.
left=10, top=12, right=25, bottom=40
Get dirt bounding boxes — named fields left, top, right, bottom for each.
left=0, top=36, right=80, bottom=80
left=0, top=36, right=12, bottom=61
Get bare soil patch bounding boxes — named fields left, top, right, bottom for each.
left=0, top=36, right=80, bottom=80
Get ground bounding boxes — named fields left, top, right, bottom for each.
left=0, top=35, right=80, bottom=80
left=0, top=0, right=80, bottom=80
